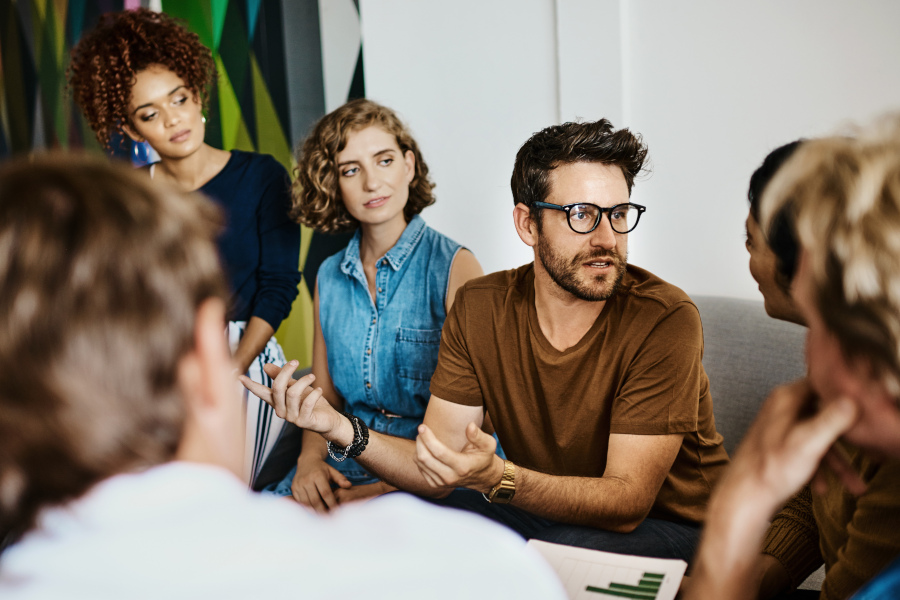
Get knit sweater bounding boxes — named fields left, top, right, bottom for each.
left=763, top=444, right=900, bottom=600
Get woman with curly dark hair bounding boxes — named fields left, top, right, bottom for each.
left=67, top=8, right=301, bottom=486
left=262, top=99, right=487, bottom=509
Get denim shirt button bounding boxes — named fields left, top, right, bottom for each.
left=371, top=317, right=376, bottom=324
left=366, top=381, right=371, bottom=389
left=366, top=348, right=371, bottom=355
left=377, top=287, right=383, bottom=293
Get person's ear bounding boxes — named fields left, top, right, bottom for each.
left=404, top=149, right=416, bottom=185
left=513, top=202, right=538, bottom=247
left=121, top=122, right=145, bottom=144
left=193, top=298, right=232, bottom=409
left=179, top=298, right=231, bottom=413
left=176, top=297, right=243, bottom=474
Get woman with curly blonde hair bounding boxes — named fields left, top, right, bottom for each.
left=67, top=8, right=301, bottom=486
left=263, top=99, right=486, bottom=509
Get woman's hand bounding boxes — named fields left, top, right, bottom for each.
left=686, top=378, right=859, bottom=600
left=334, top=481, right=397, bottom=505
left=726, top=378, right=859, bottom=514
left=291, top=454, right=351, bottom=513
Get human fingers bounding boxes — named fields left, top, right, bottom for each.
left=789, top=398, right=858, bottom=470
left=238, top=375, right=273, bottom=406
left=311, top=475, right=340, bottom=511
left=269, top=360, right=299, bottom=418
left=415, top=425, right=465, bottom=486
left=465, top=422, right=498, bottom=453
left=327, top=464, right=352, bottom=489
left=262, top=361, right=299, bottom=384
left=295, top=386, right=327, bottom=430
left=335, top=482, right=389, bottom=504
left=291, top=483, right=316, bottom=510
left=286, top=386, right=319, bottom=424
left=415, top=456, right=446, bottom=489
left=822, top=445, right=867, bottom=496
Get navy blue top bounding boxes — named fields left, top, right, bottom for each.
left=199, top=150, right=301, bottom=328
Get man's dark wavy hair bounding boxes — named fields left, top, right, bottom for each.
left=511, top=119, right=648, bottom=228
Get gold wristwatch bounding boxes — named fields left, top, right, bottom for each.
left=484, top=459, right=516, bottom=504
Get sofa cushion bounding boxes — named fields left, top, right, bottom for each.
left=693, top=295, right=807, bottom=456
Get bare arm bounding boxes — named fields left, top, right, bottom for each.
left=511, top=433, right=682, bottom=531
left=232, top=316, right=275, bottom=374
left=290, top=283, right=351, bottom=511
left=416, top=423, right=683, bottom=532
left=686, top=380, right=858, bottom=600
left=239, top=365, right=485, bottom=498
left=445, top=249, right=483, bottom=312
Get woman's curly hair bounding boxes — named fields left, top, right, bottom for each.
left=67, top=8, right=216, bottom=150
left=292, top=99, right=436, bottom=233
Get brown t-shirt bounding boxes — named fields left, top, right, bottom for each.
left=430, top=263, right=729, bottom=525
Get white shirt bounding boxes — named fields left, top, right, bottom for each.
left=0, top=462, right=564, bottom=599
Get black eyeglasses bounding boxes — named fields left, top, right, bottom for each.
left=533, top=201, right=646, bottom=234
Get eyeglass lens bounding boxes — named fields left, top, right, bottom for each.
left=569, top=204, right=639, bottom=234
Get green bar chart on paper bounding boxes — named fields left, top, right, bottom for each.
left=585, top=571, right=664, bottom=599
left=526, top=540, right=686, bottom=600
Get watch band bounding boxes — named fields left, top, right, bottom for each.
left=483, top=459, right=516, bottom=504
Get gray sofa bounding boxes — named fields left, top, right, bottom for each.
left=694, top=295, right=825, bottom=591
left=693, top=295, right=807, bottom=455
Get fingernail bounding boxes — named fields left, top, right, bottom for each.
left=289, top=360, right=298, bottom=367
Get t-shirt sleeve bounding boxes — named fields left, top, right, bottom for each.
left=610, top=300, right=705, bottom=435
left=429, top=285, right=484, bottom=407
left=252, top=158, right=302, bottom=330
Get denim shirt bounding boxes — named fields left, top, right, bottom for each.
left=318, top=216, right=461, bottom=480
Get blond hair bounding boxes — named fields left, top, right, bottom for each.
left=0, top=153, right=226, bottom=535
left=761, top=117, right=900, bottom=382
left=291, top=99, right=435, bottom=233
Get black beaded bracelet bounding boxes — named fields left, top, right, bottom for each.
left=326, top=411, right=370, bottom=462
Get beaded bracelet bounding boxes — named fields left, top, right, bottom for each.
left=326, top=411, right=370, bottom=462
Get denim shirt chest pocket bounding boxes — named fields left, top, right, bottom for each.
left=318, top=216, right=461, bottom=440
left=396, top=326, right=442, bottom=384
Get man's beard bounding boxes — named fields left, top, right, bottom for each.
left=537, top=236, right=627, bottom=302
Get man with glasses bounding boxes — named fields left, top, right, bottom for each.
left=246, top=119, right=728, bottom=561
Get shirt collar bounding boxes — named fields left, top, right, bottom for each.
left=340, top=215, right=427, bottom=275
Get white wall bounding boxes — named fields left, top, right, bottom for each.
left=360, top=0, right=900, bottom=299
left=360, top=0, right=557, bottom=273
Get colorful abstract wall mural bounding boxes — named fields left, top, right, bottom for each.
left=0, top=0, right=363, bottom=366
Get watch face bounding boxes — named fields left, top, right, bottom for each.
left=493, top=486, right=515, bottom=502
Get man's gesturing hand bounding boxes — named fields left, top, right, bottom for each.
left=238, top=361, right=342, bottom=436
left=415, top=422, right=504, bottom=493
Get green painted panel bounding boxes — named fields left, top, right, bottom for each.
left=250, top=54, right=290, bottom=169
left=274, top=276, right=313, bottom=369
left=215, top=55, right=241, bottom=149
left=162, top=1, right=215, bottom=53
left=53, top=0, right=67, bottom=66
left=232, top=113, right=255, bottom=152
left=211, top=0, right=228, bottom=51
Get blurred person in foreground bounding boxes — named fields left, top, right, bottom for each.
left=0, top=154, right=564, bottom=599
left=689, top=120, right=900, bottom=600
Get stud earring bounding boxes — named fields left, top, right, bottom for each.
left=202, top=116, right=207, bottom=124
